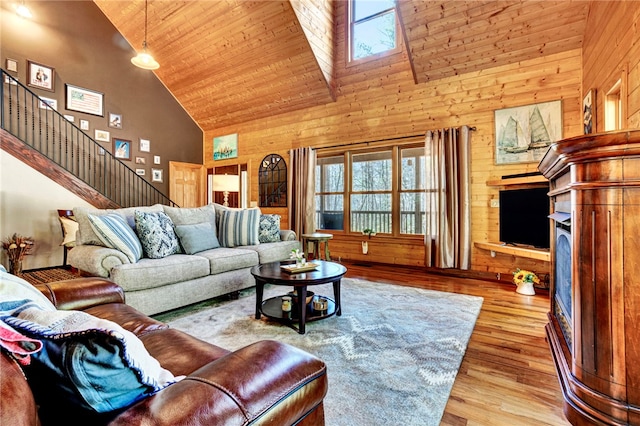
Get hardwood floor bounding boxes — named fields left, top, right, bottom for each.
left=342, top=261, right=569, bottom=426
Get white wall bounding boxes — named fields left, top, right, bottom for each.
left=0, top=151, right=93, bottom=270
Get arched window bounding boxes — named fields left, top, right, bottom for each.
left=259, top=154, right=287, bottom=207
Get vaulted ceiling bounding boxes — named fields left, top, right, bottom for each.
left=95, top=1, right=589, bottom=131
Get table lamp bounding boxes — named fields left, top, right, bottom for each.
left=212, top=174, right=240, bottom=207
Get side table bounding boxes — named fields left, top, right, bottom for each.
left=302, top=233, right=333, bottom=261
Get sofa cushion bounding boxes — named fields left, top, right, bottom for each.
left=245, top=240, right=301, bottom=264
left=135, top=211, right=180, bottom=259
left=110, top=254, right=210, bottom=292
left=258, top=214, right=281, bottom=243
left=195, top=247, right=259, bottom=275
left=88, top=213, right=143, bottom=263
left=74, top=205, right=163, bottom=246
left=162, top=205, right=217, bottom=237
left=219, top=208, right=260, bottom=247
left=174, top=222, right=220, bottom=255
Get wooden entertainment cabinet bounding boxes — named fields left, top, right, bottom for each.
left=538, top=130, right=640, bottom=425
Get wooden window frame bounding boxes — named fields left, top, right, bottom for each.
left=347, top=0, right=401, bottom=65
left=316, top=139, right=425, bottom=239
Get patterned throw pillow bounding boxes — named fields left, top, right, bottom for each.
left=134, top=211, right=180, bottom=259
left=87, top=213, right=143, bottom=263
left=258, top=214, right=281, bottom=243
left=219, top=208, right=260, bottom=247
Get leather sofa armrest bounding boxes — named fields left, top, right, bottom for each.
left=35, top=277, right=125, bottom=311
left=110, top=340, right=327, bottom=425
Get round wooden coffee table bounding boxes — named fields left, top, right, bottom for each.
left=251, top=260, right=347, bottom=334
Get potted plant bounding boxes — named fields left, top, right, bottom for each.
left=362, top=228, right=376, bottom=239
left=512, top=268, right=540, bottom=295
left=2, top=233, right=35, bottom=276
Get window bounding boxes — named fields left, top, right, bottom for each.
left=259, top=154, right=287, bottom=207
left=349, top=0, right=399, bottom=62
left=316, top=156, right=345, bottom=230
left=399, top=147, right=427, bottom=234
left=315, top=142, right=427, bottom=236
left=351, top=151, right=392, bottom=233
left=605, top=79, right=622, bottom=131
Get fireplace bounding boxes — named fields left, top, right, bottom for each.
left=554, top=224, right=572, bottom=350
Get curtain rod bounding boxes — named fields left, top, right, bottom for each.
left=316, top=126, right=476, bottom=151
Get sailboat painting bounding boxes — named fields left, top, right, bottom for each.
left=495, top=100, right=562, bottom=164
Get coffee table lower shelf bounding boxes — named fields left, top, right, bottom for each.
left=261, top=295, right=337, bottom=332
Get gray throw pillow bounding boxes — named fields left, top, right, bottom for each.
left=174, top=222, right=220, bottom=254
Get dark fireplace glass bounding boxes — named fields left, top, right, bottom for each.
left=555, top=226, right=572, bottom=349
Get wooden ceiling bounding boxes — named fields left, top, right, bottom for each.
left=397, top=1, right=589, bottom=83
left=95, top=1, right=589, bottom=131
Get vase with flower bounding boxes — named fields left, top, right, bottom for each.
left=2, top=233, right=35, bottom=276
left=289, top=248, right=306, bottom=267
left=512, top=268, right=540, bottom=295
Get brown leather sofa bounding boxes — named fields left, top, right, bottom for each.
left=1, top=277, right=328, bottom=426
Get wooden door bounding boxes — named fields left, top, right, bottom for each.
left=169, top=161, right=206, bottom=207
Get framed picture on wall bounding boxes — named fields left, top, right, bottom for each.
left=140, top=138, right=151, bottom=152
left=38, top=97, right=57, bottom=111
left=108, top=113, right=122, bottom=129
left=80, top=120, right=90, bottom=130
left=95, top=129, right=110, bottom=142
left=27, top=61, right=55, bottom=92
left=494, top=100, right=562, bottom=165
left=583, top=89, right=595, bottom=134
left=113, top=138, right=131, bottom=161
left=151, top=168, right=163, bottom=183
left=213, top=133, right=238, bottom=160
left=66, top=84, right=104, bottom=117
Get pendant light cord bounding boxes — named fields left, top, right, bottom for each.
left=144, top=0, right=148, bottom=48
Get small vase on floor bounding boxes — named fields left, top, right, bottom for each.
left=9, top=259, right=23, bottom=276
left=516, top=281, right=535, bottom=295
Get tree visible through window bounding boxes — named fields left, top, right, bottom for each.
left=350, top=0, right=398, bottom=62
left=315, top=143, right=428, bottom=236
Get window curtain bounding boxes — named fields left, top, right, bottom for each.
left=424, top=126, right=472, bottom=269
left=288, top=147, right=316, bottom=238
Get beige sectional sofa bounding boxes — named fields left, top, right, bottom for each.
left=68, top=203, right=299, bottom=315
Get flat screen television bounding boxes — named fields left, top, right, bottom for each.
left=499, top=187, right=550, bottom=249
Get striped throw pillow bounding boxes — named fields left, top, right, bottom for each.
left=87, top=213, right=143, bottom=263
left=219, top=208, right=260, bottom=247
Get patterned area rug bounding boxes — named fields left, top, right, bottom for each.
left=20, top=268, right=80, bottom=285
left=163, top=278, right=483, bottom=426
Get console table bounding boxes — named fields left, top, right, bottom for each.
left=538, top=129, right=640, bottom=425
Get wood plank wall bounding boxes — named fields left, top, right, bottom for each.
left=582, top=2, right=640, bottom=129
left=204, top=2, right=583, bottom=282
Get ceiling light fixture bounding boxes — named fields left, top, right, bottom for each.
left=131, top=0, right=159, bottom=70
left=16, top=1, right=32, bottom=18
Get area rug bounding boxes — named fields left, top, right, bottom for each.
left=164, top=278, right=483, bottom=426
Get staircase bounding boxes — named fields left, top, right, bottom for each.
left=1, top=70, right=177, bottom=209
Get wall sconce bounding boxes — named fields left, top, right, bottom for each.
left=212, top=174, right=240, bottom=207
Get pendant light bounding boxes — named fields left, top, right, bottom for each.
left=16, top=1, right=32, bottom=18
left=131, top=0, right=159, bottom=70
